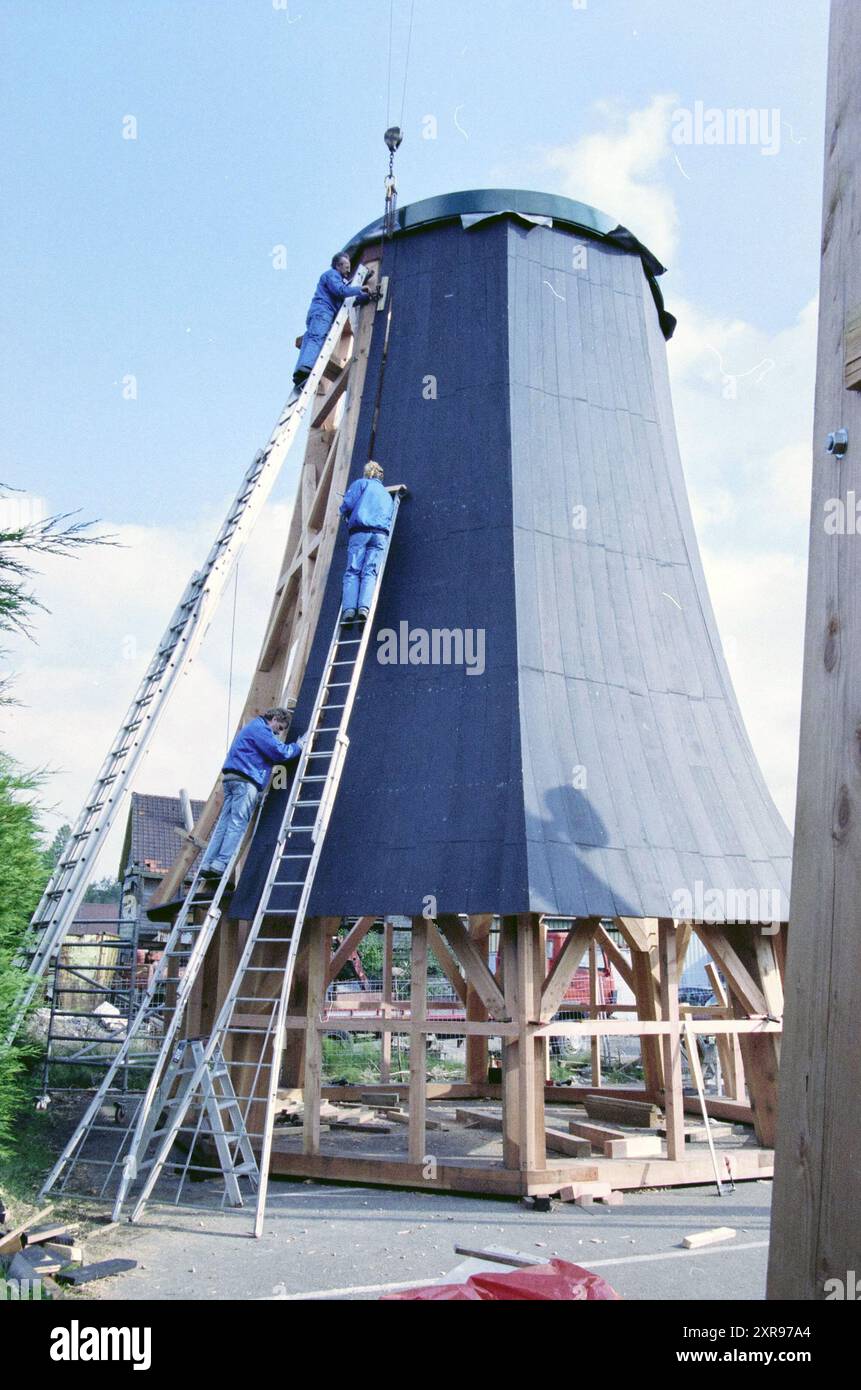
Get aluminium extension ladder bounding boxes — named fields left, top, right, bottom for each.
left=39, top=834, right=255, bottom=1211
left=6, top=269, right=369, bottom=1047
left=124, top=487, right=406, bottom=1235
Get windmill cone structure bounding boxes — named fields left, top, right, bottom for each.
left=166, top=189, right=790, bottom=1201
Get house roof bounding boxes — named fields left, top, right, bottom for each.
left=120, top=792, right=205, bottom=879
left=67, top=900, right=129, bottom=937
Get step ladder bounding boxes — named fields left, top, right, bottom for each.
left=7, top=270, right=369, bottom=1047
left=39, top=841, right=252, bottom=1210
left=124, top=487, right=406, bottom=1235
left=132, top=1038, right=259, bottom=1208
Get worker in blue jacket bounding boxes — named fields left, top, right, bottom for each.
left=339, top=461, right=394, bottom=622
left=290, top=254, right=378, bottom=398
left=199, top=708, right=307, bottom=879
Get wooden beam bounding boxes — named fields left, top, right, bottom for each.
left=302, top=919, right=328, bottom=1156
left=694, top=926, right=770, bottom=1018
left=326, top=916, right=375, bottom=986
left=151, top=269, right=379, bottom=908
left=704, top=926, right=780, bottom=1147
left=436, top=915, right=507, bottom=1021
left=517, top=914, right=546, bottom=1171
left=465, top=915, right=492, bottom=1084
left=408, top=917, right=428, bottom=1165
left=616, top=918, right=663, bottom=1091
left=595, top=924, right=634, bottom=991
left=539, top=918, right=598, bottom=1022
left=658, top=919, right=685, bottom=1160
left=380, top=919, right=393, bottom=1084
left=500, top=915, right=520, bottom=1170
left=426, top=919, right=467, bottom=1005
left=310, top=358, right=353, bottom=429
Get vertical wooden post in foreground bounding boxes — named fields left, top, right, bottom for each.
left=380, top=919, right=393, bottom=1084
left=408, top=917, right=428, bottom=1164
left=768, top=0, right=861, bottom=1299
left=658, top=920, right=685, bottom=1161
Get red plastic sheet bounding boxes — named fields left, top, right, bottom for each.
left=383, top=1258, right=621, bottom=1301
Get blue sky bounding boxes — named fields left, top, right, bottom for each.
left=0, top=0, right=830, bottom=855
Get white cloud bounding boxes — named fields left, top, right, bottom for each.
left=543, top=94, right=681, bottom=261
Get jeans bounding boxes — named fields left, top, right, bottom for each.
left=294, top=309, right=335, bottom=380
left=199, top=776, right=259, bottom=872
left=342, top=530, right=388, bottom=613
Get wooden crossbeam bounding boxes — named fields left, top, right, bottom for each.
left=594, top=924, right=634, bottom=991
left=326, top=916, right=375, bottom=986
left=426, top=920, right=467, bottom=1005
left=311, top=358, right=353, bottom=429
left=436, top=915, right=507, bottom=1021
left=539, top=918, right=599, bottom=1023
left=694, top=926, right=770, bottom=1017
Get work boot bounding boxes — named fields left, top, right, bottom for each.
left=342, top=608, right=357, bottom=623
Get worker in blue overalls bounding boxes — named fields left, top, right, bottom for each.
left=290, top=254, right=378, bottom=400
left=339, top=461, right=394, bottom=623
left=199, top=708, right=307, bottom=880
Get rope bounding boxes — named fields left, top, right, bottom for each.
left=385, top=0, right=395, bottom=127
left=398, top=0, right=416, bottom=128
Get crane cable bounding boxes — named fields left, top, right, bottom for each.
left=382, top=0, right=415, bottom=239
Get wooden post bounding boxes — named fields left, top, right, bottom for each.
left=500, top=915, right=520, bottom=1170
left=517, top=914, right=546, bottom=1172
left=380, top=918, right=393, bottom=1084
left=302, top=918, right=328, bottom=1156
left=769, top=3, right=861, bottom=1298
left=658, top=919, right=685, bottom=1160
left=589, top=940, right=602, bottom=1088
left=618, top=918, right=664, bottom=1093
left=408, top=917, right=428, bottom=1165
left=703, top=925, right=780, bottom=1146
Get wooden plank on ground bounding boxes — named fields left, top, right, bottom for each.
left=545, top=1128, right=592, bottom=1158
left=682, top=1227, right=737, bottom=1250
left=583, top=1094, right=662, bottom=1128
left=603, top=1136, right=663, bottom=1159
left=568, top=1119, right=626, bottom=1147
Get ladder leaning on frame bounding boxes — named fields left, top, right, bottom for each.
left=42, top=485, right=407, bottom=1232
left=6, top=268, right=370, bottom=1049
left=126, top=487, right=406, bottom=1235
